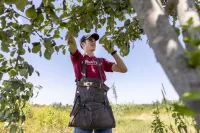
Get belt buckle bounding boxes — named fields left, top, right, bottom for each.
left=84, top=82, right=91, bottom=86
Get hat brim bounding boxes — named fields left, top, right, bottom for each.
left=86, top=33, right=99, bottom=41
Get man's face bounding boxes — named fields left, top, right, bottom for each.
left=82, top=37, right=96, bottom=52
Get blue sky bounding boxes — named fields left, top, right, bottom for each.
left=3, top=1, right=183, bottom=105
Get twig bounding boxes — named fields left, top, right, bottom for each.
left=10, top=7, right=30, bottom=21
left=33, top=30, right=44, bottom=40
left=15, top=50, right=20, bottom=69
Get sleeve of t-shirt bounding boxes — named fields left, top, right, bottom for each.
left=70, top=49, right=82, bottom=64
left=102, top=58, right=115, bottom=72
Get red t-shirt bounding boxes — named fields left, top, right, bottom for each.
left=70, top=49, right=115, bottom=82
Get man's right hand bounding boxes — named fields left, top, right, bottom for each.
left=66, top=31, right=77, bottom=54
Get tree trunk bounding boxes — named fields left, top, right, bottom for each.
left=177, top=0, right=200, bottom=51
left=130, top=0, right=200, bottom=128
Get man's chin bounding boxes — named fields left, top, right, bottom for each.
left=91, top=48, right=96, bottom=51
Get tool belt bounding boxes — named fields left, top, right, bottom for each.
left=68, top=58, right=116, bottom=129
left=76, top=80, right=110, bottom=92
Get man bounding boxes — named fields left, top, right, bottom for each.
left=66, top=32, right=128, bottom=133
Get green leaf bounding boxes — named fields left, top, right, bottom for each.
left=4, top=0, right=16, bottom=5
left=56, top=7, right=63, bottom=13
left=32, top=42, right=40, bottom=46
left=44, top=48, right=54, bottom=60
left=173, top=27, right=180, bottom=36
left=181, top=91, right=200, bottom=100
left=0, top=72, right=3, bottom=80
left=44, top=6, right=50, bottom=14
left=25, top=82, right=33, bottom=89
left=62, top=49, right=66, bottom=55
left=0, top=53, right=3, bottom=58
left=25, top=6, right=37, bottom=19
left=35, top=12, right=44, bottom=25
left=12, top=23, right=19, bottom=29
left=99, top=36, right=106, bottom=44
left=5, top=30, right=14, bottom=37
left=2, top=61, right=7, bottom=66
left=10, top=50, right=16, bottom=57
left=86, top=3, right=94, bottom=11
left=20, top=115, right=26, bottom=124
left=28, top=46, right=31, bottom=53
left=50, top=9, right=59, bottom=24
left=183, top=37, right=189, bottom=43
left=22, top=25, right=33, bottom=33
left=190, top=39, right=200, bottom=46
left=189, top=50, right=200, bottom=67
left=53, top=30, right=60, bottom=38
left=173, top=104, right=196, bottom=116
left=55, top=46, right=59, bottom=53
left=44, top=38, right=52, bottom=48
left=1, top=17, right=6, bottom=28
left=18, top=56, right=24, bottom=62
left=15, top=0, right=28, bottom=12
left=19, top=48, right=26, bottom=55
left=0, top=5, right=4, bottom=15
left=0, top=111, right=5, bottom=121
left=100, top=18, right=106, bottom=26
left=28, top=65, right=34, bottom=76
left=4, top=109, right=11, bottom=118
left=187, top=17, right=194, bottom=26
left=19, top=69, right=28, bottom=78
left=35, top=70, right=40, bottom=76
left=22, top=95, right=29, bottom=101
left=32, top=42, right=41, bottom=53
left=8, top=69, right=17, bottom=77
left=1, top=41, right=9, bottom=52
left=10, top=124, right=18, bottom=133
left=124, top=19, right=130, bottom=26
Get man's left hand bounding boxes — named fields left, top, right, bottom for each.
left=102, top=39, right=115, bottom=54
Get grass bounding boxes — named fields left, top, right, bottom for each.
left=0, top=102, right=198, bottom=133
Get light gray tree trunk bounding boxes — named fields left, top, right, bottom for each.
left=177, top=0, right=200, bottom=51
left=130, top=0, right=200, bottom=128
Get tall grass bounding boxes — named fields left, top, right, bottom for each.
left=0, top=84, right=199, bottom=133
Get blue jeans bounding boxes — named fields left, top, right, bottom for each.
left=74, top=128, right=112, bottom=133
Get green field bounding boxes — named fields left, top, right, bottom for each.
left=0, top=102, right=198, bottom=133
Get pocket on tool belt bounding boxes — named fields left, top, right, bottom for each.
left=78, top=86, right=105, bottom=102
left=69, top=107, right=92, bottom=128
left=78, top=86, right=91, bottom=101
left=90, top=104, right=116, bottom=129
left=72, top=108, right=92, bottom=128
left=69, top=96, right=92, bottom=128
left=93, top=90, right=105, bottom=103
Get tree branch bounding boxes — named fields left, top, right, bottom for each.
left=15, top=50, right=20, bottom=69
left=177, top=0, right=200, bottom=52
left=130, top=0, right=200, bottom=127
left=33, top=30, right=44, bottom=40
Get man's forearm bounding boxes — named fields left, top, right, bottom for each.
left=112, top=52, right=128, bottom=72
left=66, top=33, right=77, bottom=54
